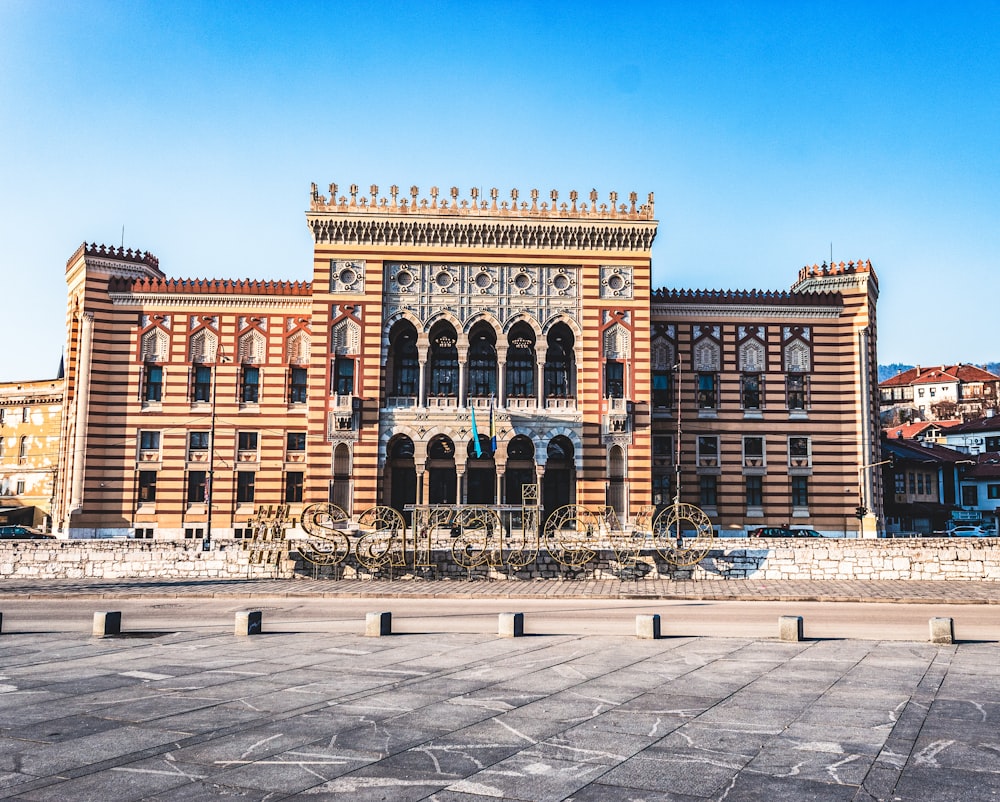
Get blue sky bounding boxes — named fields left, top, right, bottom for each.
left=2, top=1, right=998, bottom=381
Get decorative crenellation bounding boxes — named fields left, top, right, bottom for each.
left=71, top=242, right=160, bottom=270
left=797, top=260, right=874, bottom=283
left=652, top=288, right=841, bottom=305
left=108, top=276, right=312, bottom=296
left=310, top=183, right=655, bottom=220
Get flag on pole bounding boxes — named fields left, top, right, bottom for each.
left=489, top=403, right=497, bottom=453
left=470, top=405, right=483, bottom=458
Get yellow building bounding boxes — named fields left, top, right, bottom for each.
left=53, top=183, right=881, bottom=539
left=0, top=378, right=64, bottom=529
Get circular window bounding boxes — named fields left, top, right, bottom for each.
left=339, top=268, right=357, bottom=287
left=396, top=270, right=413, bottom=288
left=475, top=271, right=493, bottom=289
left=607, top=273, right=625, bottom=291
left=436, top=271, right=454, bottom=289
left=553, top=274, right=569, bottom=290
left=514, top=272, right=531, bottom=289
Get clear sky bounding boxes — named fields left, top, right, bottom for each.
left=2, top=1, right=998, bottom=382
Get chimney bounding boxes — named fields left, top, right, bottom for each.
left=916, top=365, right=921, bottom=377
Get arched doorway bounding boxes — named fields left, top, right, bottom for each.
left=386, top=435, right=416, bottom=521
left=427, top=435, right=457, bottom=504
left=608, top=444, right=626, bottom=519
left=466, top=434, right=496, bottom=504
left=543, top=436, right=575, bottom=521
left=505, top=435, right=536, bottom=505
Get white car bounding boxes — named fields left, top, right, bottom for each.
left=947, top=525, right=991, bottom=537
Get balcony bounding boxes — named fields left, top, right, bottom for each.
left=603, top=398, right=631, bottom=438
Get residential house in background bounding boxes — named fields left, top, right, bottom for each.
left=0, top=378, right=64, bottom=529
left=880, top=435, right=961, bottom=535
left=879, top=364, right=1000, bottom=422
left=938, top=414, right=1000, bottom=455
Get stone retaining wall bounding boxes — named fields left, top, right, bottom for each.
left=1, top=538, right=999, bottom=582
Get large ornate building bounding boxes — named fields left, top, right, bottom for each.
left=53, top=183, right=881, bottom=539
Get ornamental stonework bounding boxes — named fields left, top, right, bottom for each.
left=600, top=265, right=633, bottom=299
left=383, top=262, right=580, bottom=330
left=330, top=260, right=366, bottom=294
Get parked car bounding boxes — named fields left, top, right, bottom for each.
left=0, top=525, right=53, bottom=540
left=946, top=525, right=991, bottom=538
left=749, top=527, right=822, bottom=538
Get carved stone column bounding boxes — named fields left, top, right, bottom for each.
left=536, top=359, right=545, bottom=407
left=418, top=360, right=427, bottom=407
left=496, top=345, right=508, bottom=408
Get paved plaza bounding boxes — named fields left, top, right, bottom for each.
left=0, top=579, right=997, bottom=801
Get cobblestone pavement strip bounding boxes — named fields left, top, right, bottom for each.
left=0, top=577, right=999, bottom=603
left=0, top=626, right=997, bottom=801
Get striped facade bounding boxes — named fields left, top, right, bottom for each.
left=54, top=184, right=880, bottom=539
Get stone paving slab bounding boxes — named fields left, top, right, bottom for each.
left=0, top=576, right=999, bottom=604
left=0, top=626, right=996, bottom=800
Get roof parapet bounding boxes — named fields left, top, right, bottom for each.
left=797, top=260, right=876, bottom=284
left=68, top=242, right=160, bottom=271
left=108, top=276, right=312, bottom=296
left=310, top=183, right=655, bottom=221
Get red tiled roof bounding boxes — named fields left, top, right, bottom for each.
left=883, top=420, right=961, bottom=439
left=880, top=364, right=1000, bottom=388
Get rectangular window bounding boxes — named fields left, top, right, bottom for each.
left=284, top=471, right=304, bottom=503
left=184, top=527, right=205, bottom=539
left=188, top=431, right=209, bottom=453
left=743, top=436, right=764, bottom=466
left=962, top=485, right=978, bottom=506
left=133, top=528, right=154, bottom=539
left=237, top=471, right=256, bottom=504
left=894, top=472, right=906, bottom=494
left=241, top=366, right=260, bottom=403
left=697, top=373, right=717, bottom=409
left=287, top=431, right=306, bottom=452
left=908, top=473, right=916, bottom=494
left=144, top=364, right=163, bottom=402
left=187, top=470, right=207, bottom=503
left=987, top=437, right=1000, bottom=451
left=192, top=364, right=212, bottom=402
left=652, top=369, right=672, bottom=408
left=699, top=475, right=718, bottom=507
left=652, top=472, right=672, bottom=506
left=139, top=430, right=160, bottom=451
left=745, top=476, right=763, bottom=507
left=15, top=480, right=25, bottom=495
left=917, top=474, right=925, bottom=495
left=604, top=361, right=624, bottom=399
left=697, top=435, right=719, bottom=466
left=238, top=431, right=258, bottom=452
left=289, top=367, right=308, bottom=404
left=741, top=374, right=761, bottom=409
left=653, top=435, right=673, bottom=462
left=791, top=476, right=809, bottom=507
left=22, top=406, right=30, bottom=423
left=333, top=358, right=354, bottom=396
left=786, top=374, right=808, bottom=410
left=988, top=484, right=1000, bottom=500
left=138, top=471, right=158, bottom=501
left=789, top=436, right=810, bottom=467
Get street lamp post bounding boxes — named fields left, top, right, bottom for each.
left=205, top=347, right=228, bottom=550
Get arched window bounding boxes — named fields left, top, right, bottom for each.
left=391, top=436, right=415, bottom=459
left=18, top=436, right=28, bottom=465
left=468, top=324, right=497, bottom=399
left=506, top=324, right=535, bottom=399
left=189, top=329, right=217, bottom=364
left=544, top=324, right=575, bottom=399
left=428, top=435, right=455, bottom=459
left=429, top=323, right=458, bottom=398
left=388, top=321, right=419, bottom=398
